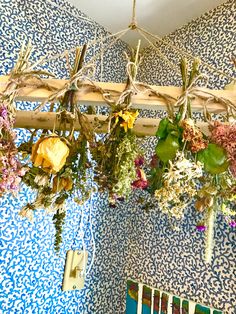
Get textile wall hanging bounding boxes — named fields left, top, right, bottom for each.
left=126, top=279, right=223, bottom=314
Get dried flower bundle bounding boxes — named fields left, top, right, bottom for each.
left=19, top=46, right=97, bottom=251
left=92, top=50, right=147, bottom=205
left=0, top=43, right=235, bottom=262
left=92, top=110, right=140, bottom=203
left=148, top=58, right=236, bottom=262
left=0, top=43, right=54, bottom=196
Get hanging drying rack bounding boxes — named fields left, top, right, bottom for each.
left=0, top=0, right=235, bottom=136
left=0, top=75, right=235, bottom=136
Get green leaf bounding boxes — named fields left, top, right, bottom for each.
left=156, top=118, right=170, bottom=138
left=156, top=134, right=179, bottom=163
left=198, top=143, right=229, bottom=174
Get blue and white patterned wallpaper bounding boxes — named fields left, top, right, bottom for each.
left=0, top=0, right=130, bottom=313
left=129, top=1, right=235, bottom=313
left=138, top=0, right=236, bottom=88
left=0, top=0, right=236, bottom=313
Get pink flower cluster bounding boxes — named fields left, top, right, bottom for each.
left=132, top=156, right=148, bottom=189
left=0, top=105, right=26, bottom=195
left=210, top=122, right=236, bottom=177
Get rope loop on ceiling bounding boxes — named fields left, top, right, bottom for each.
left=24, top=0, right=235, bottom=82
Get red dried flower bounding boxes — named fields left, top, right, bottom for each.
left=132, top=169, right=148, bottom=190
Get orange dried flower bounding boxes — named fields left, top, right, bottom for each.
left=180, top=119, right=208, bottom=153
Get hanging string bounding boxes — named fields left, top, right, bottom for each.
left=33, top=28, right=129, bottom=68
left=87, top=28, right=128, bottom=49
left=129, top=0, right=137, bottom=29
left=137, top=26, right=235, bottom=81
left=137, top=29, right=180, bottom=75
left=132, top=0, right=137, bottom=24
left=24, top=0, right=234, bottom=85
left=92, top=29, right=98, bottom=80
left=127, top=0, right=234, bottom=81
left=100, top=35, right=104, bottom=82
left=86, top=28, right=129, bottom=66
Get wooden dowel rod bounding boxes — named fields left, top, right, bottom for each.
left=14, top=110, right=211, bottom=137
left=0, top=76, right=235, bottom=113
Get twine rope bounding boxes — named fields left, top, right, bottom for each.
left=137, top=29, right=180, bottom=74
left=129, top=0, right=137, bottom=29
left=22, top=0, right=234, bottom=84
left=132, top=0, right=137, bottom=24
left=137, top=26, right=235, bottom=81
left=34, top=63, right=96, bottom=112
left=100, top=36, right=104, bottom=81
left=171, top=73, right=236, bottom=120
left=113, top=49, right=177, bottom=112
left=113, top=45, right=141, bottom=108
left=34, top=28, right=129, bottom=67
left=87, top=29, right=129, bottom=66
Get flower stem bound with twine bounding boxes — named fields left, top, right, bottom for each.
left=19, top=45, right=99, bottom=252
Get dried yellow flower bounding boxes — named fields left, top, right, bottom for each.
left=114, top=110, right=139, bottom=132
left=52, top=176, right=73, bottom=193
left=31, top=135, right=70, bottom=173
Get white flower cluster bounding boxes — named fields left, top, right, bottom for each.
left=163, top=152, right=203, bottom=183
left=155, top=152, right=203, bottom=219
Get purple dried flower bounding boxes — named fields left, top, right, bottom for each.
left=132, top=179, right=148, bottom=189
left=10, top=184, right=17, bottom=190
left=0, top=182, right=6, bottom=190
left=2, top=169, right=7, bottom=175
left=196, top=225, right=207, bottom=232
left=229, top=220, right=236, bottom=228
left=0, top=107, right=8, bottom=119
left=132, top=169, right=148, bottom=190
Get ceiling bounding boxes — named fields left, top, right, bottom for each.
left=68, top=0, right=227, bottom=47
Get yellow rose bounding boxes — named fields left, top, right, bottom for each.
left=31, top=135, right=70, bottom=173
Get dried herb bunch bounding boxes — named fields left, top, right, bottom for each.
left=93, top=114, right=140, bottom=204
left=148, top=58, right=236, bottom=262
left=19, top=46, right=96, bottom=251
left=0, top=43, right=55, bottom=196
left=92, top=48, right=147, bottom=205
left=149, top=59, right=206, bottom=218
